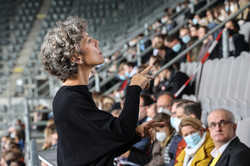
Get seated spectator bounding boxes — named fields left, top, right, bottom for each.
left=207, top=109, right=250, bottom=165
left=146, top=112, right=175, bottom=166
left=179, top=27, right=202, bottom=62
left=149, top=55, right=163, bottom=66
left=218, top=6, right=229, bottom=22
left=121, top=93, right=155, bottom=165
left=206, top=10, right=221, bottom=40
left=146, top=103, right=157, bottom=121
left=31, top=105, right=49, bottom=131
left=167, top=99, right=194, bottom=166
left=153, top=62, right=192, bottom=99
left=225, top=19, right=249, bottom=57
left=175, top=117, right=214, bottom=166
left=123, top=62, right=138, bottom=78
left=164, top=35, right=186, bottom=62
left=196, top=26, right=221, bottom=61
left=189, top=24, right=200, bottom=39
left=156, top=92, right=173, bottom=113
left=102, top=96, right=115, bottom=112
left=1, top=148, right=24, bottom=166
left=151, top=34, right=165, bottom=56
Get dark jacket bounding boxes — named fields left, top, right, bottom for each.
left=53, top=85, right=142, bottom=166
left=153, top=70, right=193, bottom=99
left=208, top=137, right=250, bottom=166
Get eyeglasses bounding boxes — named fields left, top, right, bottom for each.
left=208, top=120, right=234, bottom=129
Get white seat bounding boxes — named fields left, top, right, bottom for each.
left=236, top=117, right=250, bottom=148
left=198, top=60, right=213, bottom=100
left=226, top=56, right=244, bottom=98
left=209, top=59, right=223, bottom=97
left=236, top=99, right=249, bottom=118
left=234, top=55, right=250, bottom=100
left=194, top=62, right=202, bottom=95
left=217, top=57, right=234, bottom=98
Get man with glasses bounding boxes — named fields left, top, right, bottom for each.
left=207, top=109, right=250, bottom=166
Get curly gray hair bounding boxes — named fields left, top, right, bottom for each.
left=40, top=16, right=88, bottom=82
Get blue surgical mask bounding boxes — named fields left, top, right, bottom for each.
left=170, top=117, right=176, bottom=128
left=192, top=18, right=198, bottom=25
left=10, top=133, right=15, bottom=138
left=172, top=43, right=182, bottom=52
left=125, top=72, right=130, bottom=78
left=118, top=75, right=126, bottom=81
left=176, top=6, right=181, bottom=13
left=181, top=35, right=191, bottom=44
left=184, top=132, right=202, bottom=148
left=225, top=6, right=229, bottom=12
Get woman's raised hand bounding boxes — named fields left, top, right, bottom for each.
left=130, top=65, right=154, bottom=89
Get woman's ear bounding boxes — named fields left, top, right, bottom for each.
left=71, top=55, right=83, bottom=64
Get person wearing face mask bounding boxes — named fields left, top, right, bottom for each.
left=225, top=19, right=249, bottom=57
left=168, top=101, right=202, bottom=165
left=175, top=117, right=214, bottom=166
left=164, top=35, right=186, bottom=63
left=146, top=112, right=175, bottom=166
left=179, top=27, right=202, bottom=62
left=121, top=93, right=155, bottom=166
left=152, top=61, right=193, bottom=99
left=167, top=99, right=197, bottom=166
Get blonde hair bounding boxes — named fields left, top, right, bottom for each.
left=179, top=117, right=203, bottom=136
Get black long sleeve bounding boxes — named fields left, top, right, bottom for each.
left=53, top=85, right=142, bottom=166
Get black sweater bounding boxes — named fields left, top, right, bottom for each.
left=53, top=85, right=142, bottom=166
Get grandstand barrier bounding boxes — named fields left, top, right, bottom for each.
left=29, top=139, right=41, bottom=166
left=154, top=2, right=250, bottom=78
left=89, top=0, right=223, bottom=93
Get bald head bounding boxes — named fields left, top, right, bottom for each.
left=208, top=109, right=237, bottom=149
left=208, top=109, right=235, bottom=124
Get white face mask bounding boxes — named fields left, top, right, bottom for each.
left=156, top=132, right=167, bottom=142
left=174, top=118, right=182, bottom=132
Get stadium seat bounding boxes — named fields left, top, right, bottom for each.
left=236, top=117, right=250, bottom=147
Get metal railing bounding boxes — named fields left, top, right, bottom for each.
left=154, top=2, right=250, bottom=77
left=91, top=0, right=222, bottom=93
left=29, top=139, right=41, bottom=166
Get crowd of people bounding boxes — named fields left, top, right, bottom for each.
left=97, top=0, right=250, bottom=102
left=0, top=119, right=25, bottom=166
left=1, top=0, right=250, bottom=165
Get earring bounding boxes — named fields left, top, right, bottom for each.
left=80, top=61, right=84, bottom=64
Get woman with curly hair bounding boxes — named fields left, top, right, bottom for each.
left=40, top=16, right=163, bottom=166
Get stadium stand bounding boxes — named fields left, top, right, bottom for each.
left=0, top=0, right=250, bottom=165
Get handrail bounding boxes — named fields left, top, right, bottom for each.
left=90, top=0, right=222, bottom=92
left=30, top=139, right=41, bottom=166
left=169, top=0, right=220, bottom=35
left=154, top=2, right=250, bottom=77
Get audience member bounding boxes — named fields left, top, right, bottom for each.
left=146, top=112, right=175, bottom=166
left=153, top=62, right=192, bottom=99
left=175, top=117, right=214, bottom=166
left=167, top=99, right=192, bottom=166
left=225, top=19, right=249, bottom=57
left=164, top=35, right=186, bottom=62
left=122, top=93, right=155, bottom=165
left=207, top=109, right=250, bottom=166
left=147, top=103, right=157, bottom=121
left=156, top=92, right=174, bottom=112
left=179, top=27, right=202, bottom=62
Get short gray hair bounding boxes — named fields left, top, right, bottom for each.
left=40, top=16, right=88, bottom=82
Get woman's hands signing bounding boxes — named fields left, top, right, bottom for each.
left=130, top=65, right=154, bottom=90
